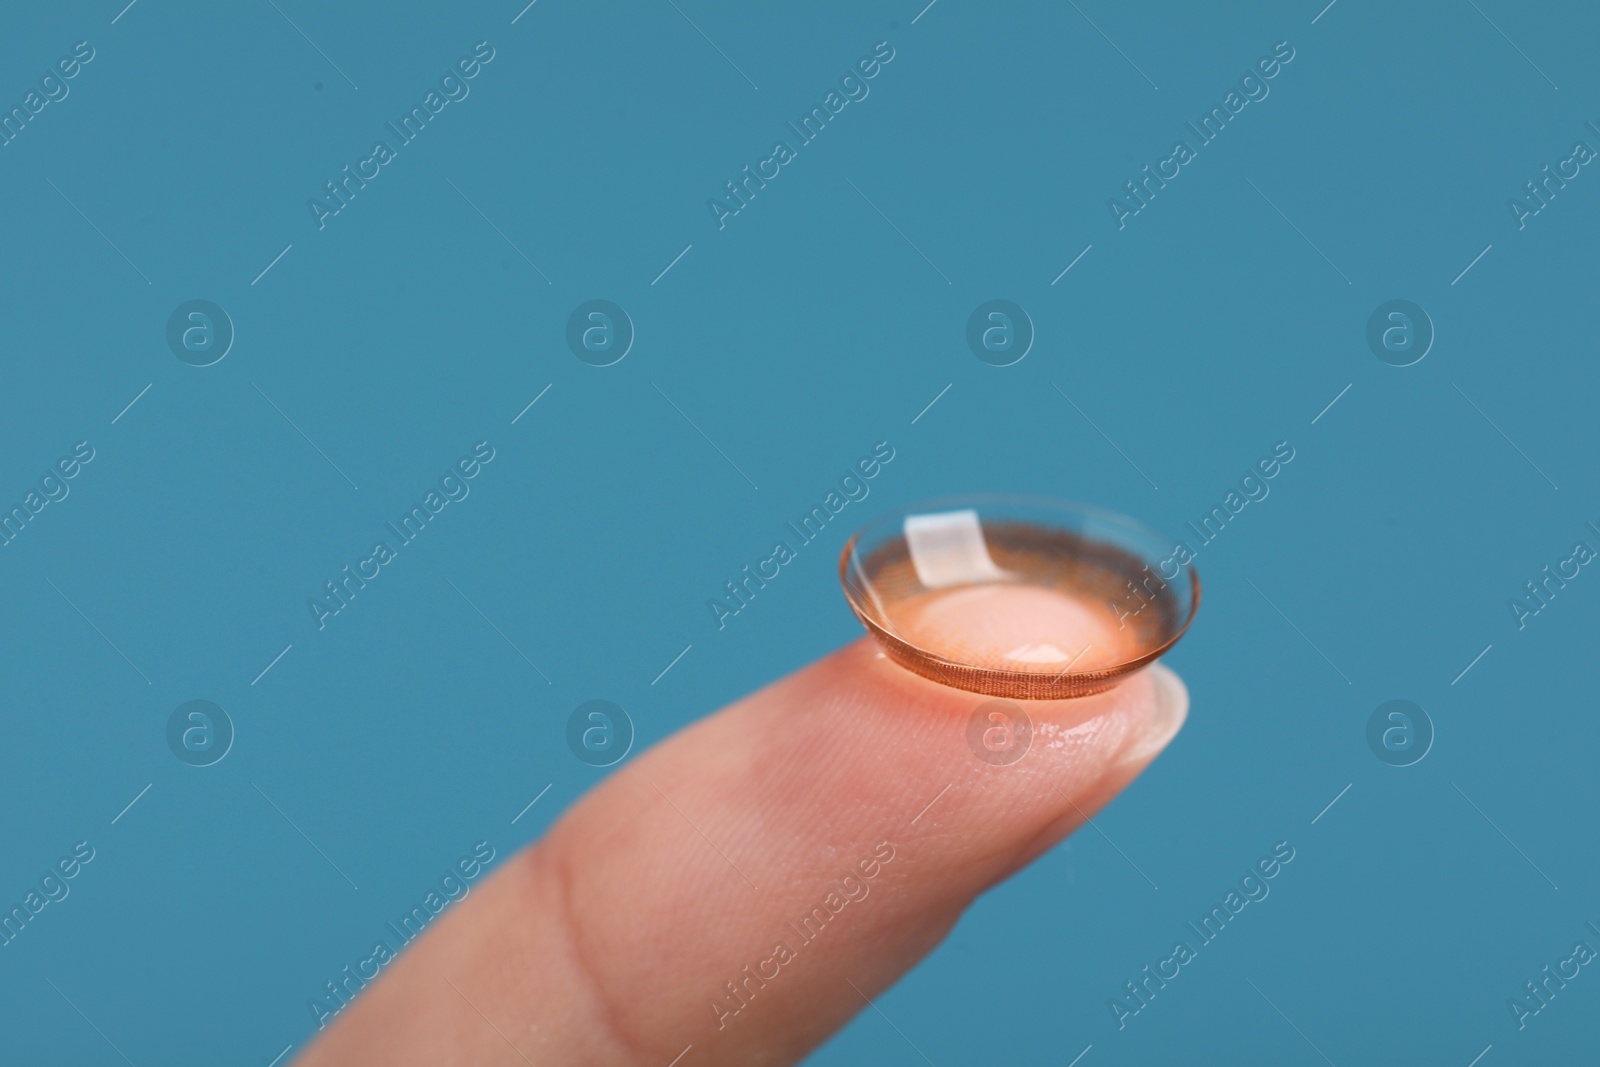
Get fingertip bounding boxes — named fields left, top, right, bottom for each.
left=1118, top=661, right=1189, bottom=769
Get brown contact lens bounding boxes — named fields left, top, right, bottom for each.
left=839, top=497, right=1199, bottom=699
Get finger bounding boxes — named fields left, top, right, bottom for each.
left=298, top=594, right=1187, bottom=1067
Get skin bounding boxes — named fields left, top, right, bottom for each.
left=299, top=622, right=1187, bottom=1066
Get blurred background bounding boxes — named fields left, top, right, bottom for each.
left=0, top=0, right=1595, bottom=1063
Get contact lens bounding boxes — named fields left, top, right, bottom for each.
left=839, top=497, right=1199, bottom=699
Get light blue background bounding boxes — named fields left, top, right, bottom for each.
left=0, top=0, right=1596, bottom=1063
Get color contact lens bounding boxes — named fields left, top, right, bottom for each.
left=839, top=497, right=1199, bottom=699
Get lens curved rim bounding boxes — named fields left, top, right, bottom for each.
left=838, top=495, right=1201, bottom=699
